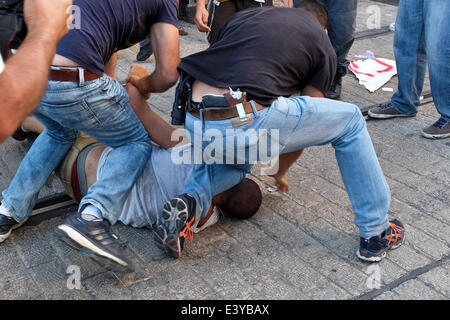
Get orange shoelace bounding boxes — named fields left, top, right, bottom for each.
left=179, top=216, right=195, bottom=242
left=385, top=222, right=404, bottom=245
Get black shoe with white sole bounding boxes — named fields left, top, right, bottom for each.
left=357, top=219, right=405, bottom=262
left=57, top=213, right=132, bottom=272
left=0, top=214, right=27, bottom=243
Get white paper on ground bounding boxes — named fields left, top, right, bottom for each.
left=348, top=58, right=397, bottom=93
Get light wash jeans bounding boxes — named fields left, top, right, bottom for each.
left=183, top=96, right=391, bottom=238
left=2, top=74, right=151, bottom=224
left=391, top=0, right=450, bottom=121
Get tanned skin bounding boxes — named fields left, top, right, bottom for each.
left=0, top=0, right=73, bottom=143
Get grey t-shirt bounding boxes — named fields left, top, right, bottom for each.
left=98, top=144, right=220, bottom=231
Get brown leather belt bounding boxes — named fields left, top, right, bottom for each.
left=49, top=67, right=100, bottom=82
left=188, top=100, right=267, bottom=121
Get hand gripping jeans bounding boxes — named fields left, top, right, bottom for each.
left=1, top=75, right=151, bottom=224
left=182, top=96, right=391, bottom=238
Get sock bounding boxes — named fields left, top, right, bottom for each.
left=81, top=205, right=103, bottom=222
left=0, top=203, right=12, bottom=218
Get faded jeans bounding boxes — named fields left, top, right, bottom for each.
left=183, top=96, right=391, bottom=238
left=1, top=74, right=151, bottom=224
left=391, top=0, right=450, bottom=121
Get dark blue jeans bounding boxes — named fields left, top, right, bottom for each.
left=391, top=0, right=450, bottom=121
left=295, top=0, right=357, bottom=78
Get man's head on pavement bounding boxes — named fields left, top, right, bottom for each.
left=214, top=178, right=262, bottom=220
left=295, top=0, right=328, bottom=29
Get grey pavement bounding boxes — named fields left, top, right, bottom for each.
left=0, top=0, right=448, bottom=300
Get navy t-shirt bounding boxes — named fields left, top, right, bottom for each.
left=57, top=0, right=178, bottom=75
left=179, top=7, right=337, bottom=106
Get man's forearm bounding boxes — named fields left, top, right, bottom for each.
left=140, top=69, right=179, bottom=94
left=0, top=35, right=56, bottom=142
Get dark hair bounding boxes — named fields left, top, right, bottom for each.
left=295, top=0, right=329, bottom=28
left=217, top=178, right=262, bottom=220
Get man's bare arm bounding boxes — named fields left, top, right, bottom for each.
left=0, top=0, right=73, bottom=143
left=127, top=23, right=180, bottom=96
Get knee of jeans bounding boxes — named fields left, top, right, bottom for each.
left=336, top=104, right=366, bottom=139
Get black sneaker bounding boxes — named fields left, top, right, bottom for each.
left=57, top=213, right=132, bottom=272
left=325, top=76, right=342, bottom=100
left=368, top=102, right=415, bottom=119
left=0, top=214, right=26, bottom=243
left=357, top=219, right=405, bottom=262
left=12, top=127, right=28, bottom=141
left=136, top=41, right=153, bottom=62
left=421, top=117, right=450, bottom=139
left=154, top=194, right=196, bottom=258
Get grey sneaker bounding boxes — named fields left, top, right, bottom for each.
left=153, top=194, right=196, bottom=258
left=368, top=102, right=415, bottom=119
left=421, top=117, right=450, bottom=139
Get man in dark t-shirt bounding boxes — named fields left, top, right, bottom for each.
left=182, top=5, right=336, bottom=106
left=154, top=4, right=404, bottom=264
left=0, top=0, right=180, bottom=272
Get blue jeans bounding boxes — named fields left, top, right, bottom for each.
left=391, top=0, right=450, bottom=121
left=294, top=0, right=357, bottom=77
left=183, top=97, right=391, bottom=238
left=2, top=75, right=151, bottom=224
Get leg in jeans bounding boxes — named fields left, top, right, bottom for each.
left=2, top=75, right=151, bottom=225
left=321, top=0, right=357, bottom=79
left=1, top=115, right=78, bottom=222
left=182, top=96, right=390, bottom=237
left=391, top=0, right=426, bottom=115
left=67, top=76, right=152, bottom=224
left=424, top=0, right=450, bottom=121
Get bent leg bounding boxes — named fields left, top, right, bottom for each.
left=282, top=97, right=391, bottom=238
left=1, top=112, right=78, bottom=222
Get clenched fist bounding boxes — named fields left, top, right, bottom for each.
left=24, top=0, right=74, bottom=43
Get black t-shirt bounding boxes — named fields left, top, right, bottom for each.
left=57, top=0, right=178, bottom=75
left=179, top=7, right=337, bottom=105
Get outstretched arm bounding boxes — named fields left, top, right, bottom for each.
left=126, top=65, right=184, bottom=149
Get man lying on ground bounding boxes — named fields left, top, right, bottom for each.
left=150, top=1, right=405, bottom=263
left=0, top=0, right=180, bottom=272
left=2, top=65, right=262, bottom=271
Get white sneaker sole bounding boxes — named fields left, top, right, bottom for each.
left=421, top=131, right=450, bottom=139
left=368, top=110, right=413, bottom=119
left=0, top=219, right=28, bottom=243
left=356, top=238, right=405, bottom=263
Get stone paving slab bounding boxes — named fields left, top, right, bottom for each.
left=0, top=0, right=448, bottom=300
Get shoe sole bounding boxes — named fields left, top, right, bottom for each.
left=368, top=110, right=415, bottom=119
left=153, top=198, right=189, bottom=258
left=356, top=236, right=405, bottom=262
left=57, top=224, right=131, bottom=272
left=0, top=219, right=29, bottom=243
left=421, top=131, right=450, bottom=139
